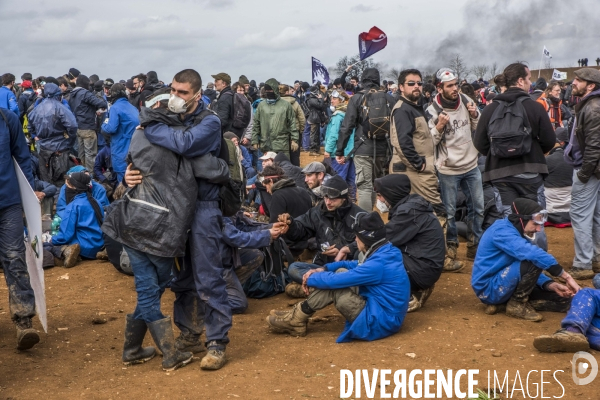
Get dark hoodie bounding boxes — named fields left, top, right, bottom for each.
left=336, top=68, right=397, bottom=157
left=269, top=178, right=312, bottom=224
left=274, top=152, right=306, bottom=188
left=375, top=174, right=445, bottom=290
left=473, top=87, right=556, bottom=182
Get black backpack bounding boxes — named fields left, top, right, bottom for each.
left=219, top=139, right=246, bottom=217
left=487, top=97, right=532, bottom=158
left=360, top=89, right=392, bottom=140
left=231, top=92, right=251, bottom=130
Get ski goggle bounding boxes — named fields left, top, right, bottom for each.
left=331, top=90, right=344, bottom=99
left=530, top=210, right=548, bottom=225
left=321, top=186, right=348, bottom=199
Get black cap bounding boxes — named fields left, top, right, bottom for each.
left=353, top=212, right=387, bottom=248
left=68, top=68, right=80, bottom=79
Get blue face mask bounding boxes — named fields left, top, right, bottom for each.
left=266, top=99, right=277, bottom=104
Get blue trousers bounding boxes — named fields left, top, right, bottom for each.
left=288, top=261, right=322, bottom=284
left=0, top=205, right=36, bottom=322
left=561, top=288, right=600, bottom=350
left=125, top=245, right=173, bottom=323
left=438, top=167, right=484, bottom=246
left=330, top=157, right=357, bottom=201
left=302, top=122, right=311, bottom=151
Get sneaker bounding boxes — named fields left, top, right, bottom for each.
left=407, top=295, right=421, bottom=313
left=443, top=258, right=464, bottom=273
left=285, top=282, right=307, bottom=298
left=16, top=318, right=40, bottom=351
left=62, top=244, right=80, bottom=268
left=484, top=303, right=506, bottom=315
left=506, top=299, right=543, bottom=322
left=175, top=334, right=205, bottom=354
left=533, top=329, right=590, bottom=353
left=200, top=341, right=227, bottom=370
left=569, top=267, right=596, bottom=280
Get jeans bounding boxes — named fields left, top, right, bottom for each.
left=561, top=288, right=600, bottom=350
left=288, top=262, right=321, bottom=284
left=125, top=245, right=173, bottom=323
left=355, top=155, right=388, bottom=212
left=0, top=205, right=36, bottom=322
left=438, top=167, right=484, bottom=246
left=570, top=172, right=600, bottom=270
left=309, top=123, right=320, bottom=153
left=302, top=122, right=310, bottom=151
left=77, top=129, right=98, bottom=172
left=330, top=157, right=356, bottom=201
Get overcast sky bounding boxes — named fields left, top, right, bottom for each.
left=1, top=0, right=598, bottom=85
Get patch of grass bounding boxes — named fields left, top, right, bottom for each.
left=469, top=388, right=502, bottom=400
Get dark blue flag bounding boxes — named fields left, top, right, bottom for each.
left=312, top=57, right=330, bottom=85
left=358, top=26, right=387, bottom=61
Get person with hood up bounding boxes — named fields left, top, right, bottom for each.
left=273, top=151, right=306, bottom=189
left=324, top=89, right=356, bottom=202
left=100, top=83, right=140, bottom=183
left=68, top=75, right=108, bottom=171
left=306, top=83, right=328, bottom=156
left=251, top=78, right=299, bottom=159
left=28, top=83, right=78, bottom=187
left=336, top=68, right=396, bottom=212
left=45, top=171, right=104, bottom=267
left=471, top=198, right=580, bottom=322
left=279, top=84, right=305, bottom=166
left=373, top=174, right=445, bottom=313
left=204, top=82, right=217, bottom=104
left=56, top=165, right=109, bottom=219
left=266, top=211, right=410, bottom=342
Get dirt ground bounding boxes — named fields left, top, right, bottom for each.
left=0, top=153, right=598, bottom=399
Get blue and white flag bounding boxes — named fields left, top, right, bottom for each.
left=312, top=57, right=330, bottom=85
left=543, top=46, right=552, bottom=58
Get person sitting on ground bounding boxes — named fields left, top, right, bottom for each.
left=302, top=161, right=331, bottom=205
left=274, top=152, right=306, bottom=189
left=93, top=141, right=118, bottom=197
left=471, top=198, right=580, bottom=322
left=56, top=165, right=110, bottom=219
left=266, top=211, right=410, bottom=342
left=258, top=151, right=277, bottom=169
left=43, top=172, right=104, bottom=268
left=373, top=174, right=444, bottom=313
left=544, top=127, right=574, bottom=226
left=533, top=288, right=600, bottom=353
left=279, top=176, right=366, bottom=297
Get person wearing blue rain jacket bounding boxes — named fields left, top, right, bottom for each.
left=46, top=172, right=104, bottom=265
left=56, top=166, right=109, bottom=219
left=472, top=198, right=580, bottom=322
left=100, top=84, right=140, bottom=183
left=0, top=75, right=19, bottom=115
left=267, top=212, right=410, bottom=343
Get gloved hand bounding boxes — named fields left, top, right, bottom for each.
left=290, top=141, right=299, bottom=152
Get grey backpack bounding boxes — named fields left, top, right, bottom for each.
left=487, top=97, right=532, bottom=158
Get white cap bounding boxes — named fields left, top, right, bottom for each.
left=259, top=151, right=277, bottom=160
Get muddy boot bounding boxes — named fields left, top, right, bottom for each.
left=147, top=317, right=193, bottom=371
left=506, top=299, right=543, bottom=322
left=62, top=244, right=80, bottom=268
left=285, top=282, right=306, bottom=298
left=484, top=303, right=507, bottom=315
left=54, top=257, right=64, bottom=267
left=200, top=340, right=227, bottom=370
left=466, top=243, right=478, bottom=260
left=122, top=314, right=156, bottom=366
left=266, top=302, right=312, bottom=336
left=175, top=333, right=205, bottom=354
left=569, top=267, right=596, bottom=280
left=592, top=261, right=600, bottom=274
left=534, top=328, right=590, bottom=353
left=96, top=248, right=109, bottom=261
left=443, top=257, right=465, bottom=272
left=407, top=294, right=421, bottom=313
left=418, top=285, right=435, bottom=308
left=505, top=261, right=544, bottom=321
left=16, top=317, right=40, bottom=351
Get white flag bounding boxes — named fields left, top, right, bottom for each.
left=543, top=46, right=552, bottom=58
left=552, top=69, right=567, bottom=81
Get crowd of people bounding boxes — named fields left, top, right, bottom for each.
left=1, top=61, right=600, bottom=370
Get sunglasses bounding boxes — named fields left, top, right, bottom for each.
left=405, top=81, right=423, bottom=87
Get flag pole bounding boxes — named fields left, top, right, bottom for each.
left=538, top=47, right=545, bottom=79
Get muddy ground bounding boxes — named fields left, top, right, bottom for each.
left=0, top=153, right=597, bottom=399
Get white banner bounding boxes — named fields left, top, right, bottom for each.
left=552, top=69, right=567, bottom=81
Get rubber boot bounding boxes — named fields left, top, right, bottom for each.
left=16, top=317, right=40, bottom=351
left=266, top=302, right=311, bottom=337
left=200, top=340, right=227, bottom=370
left=285, top=282, right=307, bottom=298
left=175, top=332, right=205, bottom=354
left=147, top=317, right=193, bottom=371
left=62, top=244, right=80, bottom=268
left=122, top=314, right=156, bottom=366
left=533, top=329, right=590, bottom=353
left=506, top=262, right=544, bottom=322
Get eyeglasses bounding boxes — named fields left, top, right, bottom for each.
left=405, top=81, right=423, bottom=87
left=531, top=210, right=548, bottom=225
left=321, top=186, right=348, bottom=199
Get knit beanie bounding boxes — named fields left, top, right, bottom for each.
left=508, top=198, right=543, bottom=236
left=353, top=211, right=387, bottom=248
left=535, top=77, right=547, bottom=91
left=321, top=175, right=349, bottom=199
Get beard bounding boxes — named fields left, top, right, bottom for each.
left=571, top=85, right=585, bottom=97
left=404, top=90, right=421, bottom=102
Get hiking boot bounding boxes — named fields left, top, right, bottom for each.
left=484, top=303, right=506, bottom=315
left=446, top=243, right=458, bottom=260
left=147, top=317, right=193, bottom=371
left=62, top=244, right=80, bottom=268
left=16, top=318, right=40, bottom=351
left=122, top=314, right=156, bottom=366
left=533, top=329, right=590, bottom=353
left=309, top=151, right=321, bottom=157
left=418, top=285, right=435, bottom=308
left=593, top=261, right=600, bottom=273
left=266, top=302, right=311, bottom=337
left=96, top=249, right=109, bottom=261
left=54, top=257, right=64, bottom=267
left=569, top=267, right=596, bottom=280
left=285, top=282, right=306, bottom=298
left=407, top=294, right=421, bottom=313
left=506, top=299, right=543, bottom=322
left=200, top=341, right=227, bottom=370
left=466, top=244, right=478, bottom=260
left=443, top=257, right=465, bottom=273
left=175, top=333, right=205, bottom=354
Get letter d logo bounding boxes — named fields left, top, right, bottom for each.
left=572, top=351, right=598, bottom=385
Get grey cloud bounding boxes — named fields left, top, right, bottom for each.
left=350, top=5, right=377, bottom=12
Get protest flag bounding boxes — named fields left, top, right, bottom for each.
left=358, top=26, right=387, bottom=61
left=312, top=57, right=330, bottom=85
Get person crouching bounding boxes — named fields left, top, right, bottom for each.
left=266, top=212, right=410, bottom=342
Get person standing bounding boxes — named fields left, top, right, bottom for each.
left=0, top=105, right=40, bottom=350
left=306, top=84, right=327, bottom=156
left=0, top=73, right=19, bottom=115
left=426, top=68, right=483, bottom=261
left=68, top=75, right=108, bottom=171
left=565, top=68, right=600, bottom=279
left=211, top=72, right=237, bottom=134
